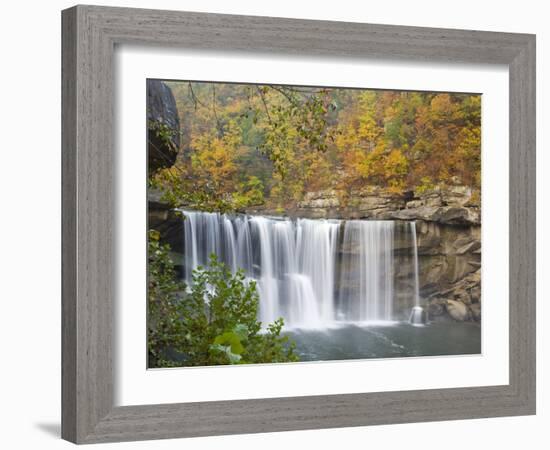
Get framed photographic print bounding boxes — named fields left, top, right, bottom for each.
left=62, top=5, right=536, bottom=444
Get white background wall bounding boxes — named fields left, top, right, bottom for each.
left=0, top=0, right=546, bottom=448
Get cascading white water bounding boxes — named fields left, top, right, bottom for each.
left=251, top=217, right=280, bottom=326
left=410, top=222, right=420, bottom=307
left=180, top=210, right=419, bottom=329
left=338, top=221, right=394, bottom=322
left=235, top=215, right=253, bottom=275
left=296, top=219, right=340, bottom=323
left=407, top=221, right=426, bottom=325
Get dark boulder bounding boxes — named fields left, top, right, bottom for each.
left=147, top=80, right=180, bottom=173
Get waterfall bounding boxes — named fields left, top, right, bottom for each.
left=410, top=222, right=420, bottom=307
left=338, top=221, right=394, bottom=322
left=179, top=210, right=419, bottom=328
left=296, top=219, right=340, bottom=323
left=251, top=216, right=280, bottom=326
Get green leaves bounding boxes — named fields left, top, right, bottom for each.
left=232, top=323, right=249, bottom=340
left=148, top=119, right=178, bottom=152
left=209, top=324, right=250, bottom=364
left=214, top=331, right=245, bottom=355
left=147, top=242, right=298, bottom=368
left=256, top=85, right=334, bottom=182
left=209, top=343, right=242, bottom=364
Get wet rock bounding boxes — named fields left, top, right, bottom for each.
left=470, top=285, right=481, bottom=303
left=415, top=188, right=444, bottom=207
left=441, top=185, right=473, bottom=206
left=416, top=221, right=442, bottom=255
left=455, top=240, right=481, bottom=255
left=424, top=196, right=444, bottom=207
left=470, top=303, right=481, bottom=321
left=425, top=269, right=481, bottom=320
left=390, top=205, right=480, bottom=225
left=455, top=291, right=472, bottom=305
left=254, top=185, right=483, bottom=322
left=295, top=186, right=480, bottom=225
left=432, top=206, right=480, bottom=225
left=307, top=198, right=340, bottom=209
left=427, top=299, right=446, bottom=317
left=147, top=80, right=180, bottom=173
left=446, top=299, right=471, bottom=321
left=297, top=190, right=342, bottom=212
left=148, top=190, right=184, bottom=256
left=406, top=199, right=424, bottom=208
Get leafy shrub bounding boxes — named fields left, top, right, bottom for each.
left=147, top=231, right=298, bottom=367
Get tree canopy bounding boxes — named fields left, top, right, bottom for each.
left=150, top=81, right=481, bottom=213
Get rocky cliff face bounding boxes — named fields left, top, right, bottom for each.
left=150, top=184, right=482, bottom=323
left=292, top=185, right=480, bottom=224
left=279, top=185, right=482, bottom=322
left=147, top=80, right=180, bottom=173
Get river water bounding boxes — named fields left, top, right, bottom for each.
left=286, top=321, right=481, bottom=361
left=178, top=209, right=480, bottom=363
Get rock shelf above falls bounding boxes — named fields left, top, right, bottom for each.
left=148, top=185, right=481, bottom=323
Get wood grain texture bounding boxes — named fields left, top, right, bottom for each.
left=61, top=4, right=536, bottom=444
left=61, top=7, right=77, bottom=443
left=62, top=5, right=114, bottom=442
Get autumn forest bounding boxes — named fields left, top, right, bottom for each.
left=147, top=80, right=482, bottom=368
left=150, top=81, right=481, bottom=214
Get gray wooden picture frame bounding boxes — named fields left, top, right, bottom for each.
left=61, top=4, right=536, bottom=444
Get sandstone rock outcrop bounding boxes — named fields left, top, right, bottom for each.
left=294, top=185, right=480, bottom=226
left=446, top=299, right=471, bottom=322
left=425, top=269, right=481, bottom=322
left=290, top=185, right=482, bottom=321
left=151, top=183, right=482, bottom=322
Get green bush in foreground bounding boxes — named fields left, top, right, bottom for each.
left=147, top=231, right=298, bottom=368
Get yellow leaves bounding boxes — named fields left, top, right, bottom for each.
left=457, top=127, right=481, bottom=157
left=430, top=94, right=455, bottom=122
left=189, top=121, right=244, bottom=192
left=156, top=81, right=482, bottom=209
left=334, top=122, right=359, bottom=151
left=192, top=140, right=235, bottom=182
left=232, top=175, right=265, bottom=209
left=387, top=180, right=406, bottom=194
left=414, top=105, right=430, bottom=133
left=415, top=176, right=436, bottom=195
left=357, top=91, right=381, bottom=143
left=460, top=95, right=481, bottom=124
left=335, top=91, right=381, bottom=153
left=151, top=162, right=187, bottom=193
left=454, top=125, right=481, bottom=187
left=358, top=115, right=380, bottom=144
left=339, top=143, right=409, bottom=194
left=281, top=88, right=479, bottom=194
left=384, top=149, right=409, bottom=178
